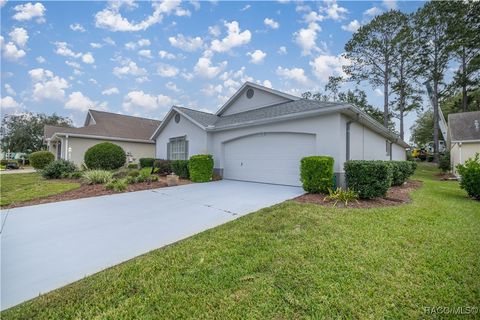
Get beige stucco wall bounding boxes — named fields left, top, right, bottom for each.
left=451, top=142, right=480, bottom=175
left=50, top=137, right=155, bottom=167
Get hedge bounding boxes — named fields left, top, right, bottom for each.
left=84, top=142, right=126, bottom=170
left=300, top=156, right=334, bottom=193
left=345, top=160, right=392, bottom=199
left=170, top=160, right=189, bottom=179
left=188, top=155, right=213, bottom=182
left=29, top=151, right=55, bottom=169
left=42, top=159, right=77, bottom=179
left=457, top=153, right=480, bottom=200
left=139, top=158, right=155, bottom=168
left=389, top=161, right=412, bottom=186
left=152, top=159, right=170, bottom=175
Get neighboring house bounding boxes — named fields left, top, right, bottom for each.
left=448, top=111, right=480, bottom=175
left=44, top=110, right=160, bottom=166
left=152, top=82, right=408, bottom=187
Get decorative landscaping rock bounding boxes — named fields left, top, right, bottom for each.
left=166, top=174, right=179, bottom=186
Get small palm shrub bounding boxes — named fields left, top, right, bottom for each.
left=84, top=142, right=126, bottom=170
left=82, top=170, right=113, bottom=185
left=42, top=159, right=77, bottom=179
left=456, top=153, right=480, bottom=200
left=105, top=179, right=128, bottom=192
left=300, top=156, right=334, bottom=193
left=188, top=155, right=213, bottom=182
left=323, top=188, right=359, bottom=207
left=29, top=151, right=55, bottom=169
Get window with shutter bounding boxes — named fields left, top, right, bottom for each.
left=168, top=136, right=188, bottom=160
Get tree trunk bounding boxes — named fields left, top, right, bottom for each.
left=433, top=79, right=440, bottom=163
left=400, top=107, right=404, bottom=140
left=384, top=69, right=389, bottom=128
left=462, top=46, right=468, bottom=112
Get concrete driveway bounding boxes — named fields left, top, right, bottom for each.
left=0, top=180, right=303, bottom=310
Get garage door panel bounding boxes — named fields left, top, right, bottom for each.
left=223, top=132, right=316, bottom=186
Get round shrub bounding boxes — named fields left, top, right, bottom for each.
left=139, top=158, right=155, bottom=168
left=389, top=161, right=411, bottom=186
left=170, top=160, right=189, bottom=178
left=84, top=142, right=126, bottom=170
left=344, top=160, right=392, bottom=199
left=456, top=153, right=480, bottom=200
left=153, top=159, right=172, bottom=176
left=300, top=156, right=334, bottom=193
left=42, top=159, right=77, bottom=179
left=188, top=154, right=213, bottom=182
left=29, top=151, right=55, bottom=169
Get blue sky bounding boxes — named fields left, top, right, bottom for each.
left=1, top=0, right=426, bottom=141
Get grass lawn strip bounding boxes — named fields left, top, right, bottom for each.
left=1, top=164, right=479, bottom=319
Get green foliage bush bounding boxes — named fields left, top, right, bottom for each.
left=154, top=159, right=172, bottom=176
left=139, top=158, right=155, bottom=168
left=105, top=179, right=127, bottom=192
left=323, top=187, right=359, bottom=207
left=41, top=159, right=77, bottom=179
left=0, top=159, right=18, bottom=166
left=84, top=142, right=126, bottom=170
left=300, top=156, right=334, bottom=193
left=127, top=163, right=138, bottom=169
left=389, top=161, right=412, bottom=186
left=29, top=151, right=54, bottom=169
left=407, top=161, right=417, bottom=176
left=345, top=160, right=392, bottom=199
left=188, top=155, right=213, bottom=182
left=456, top=153, right=480, bottom=200
left=439, top=152, right=451, bottom=172
left=170, top=160, right=189, bottom=178
left=82, top=170, right=113, bottom=185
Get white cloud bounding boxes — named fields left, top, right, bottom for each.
left=278, top=46, right=287, bottom=55
left=13, top=2, right=45, bottom=22
left=294, top=22, right=321, bottom=56
left=4, top=84, right=16, bottom=96
left=263, top=80, right=272, bottom=88
left=165, top=82, right=181, bottom=92
left=194, top=50, right=227, bottom=78
left=65, top=60, right=81, bottom=70
left=82, top=52, right=95, bottom=64
left=364, top=7, right=382, bottom=17
left=1, top=96, right=22, bottom=109
left=90, top=42, right=102, bottom=49
left=208, top=25, right=221, bottom=37
left=303, top=11, right=324, bottom=23
left=95, top=1, right=185, bottom=32
left=181, top=71, right=194, bottom=81
left=309, top=54, right=349, bottom=83
left=88, top=78, right=98, bottom=85
left=383, top=0, right=397, bottom=10
left=264, top=18, right=279, bottom=29
left=139, top=49, right=153, bottom=58
left=1, top=39, right=26, bottom=61
left=341, top=20, right=360, bottom=32
left=322, top=0, right=348, bottom=21
left=276, top=66, right=309, bottom=85
left=247, top=50, right=267, bottom=64
left=240, top=4, right=251, bottom=11
left=54, top=42, right=82, bottom=58
left=28, top=68, right=69, bottom=101
left=374, top=88, right=384, bottom=97
left=158, top=50, right=176, bottom=59
left=102, top=87, right=119, bottom=95
left=36, top=56, right=46, bottom=63
left=103, top=37, right=116, bottom=46
left=201, top=84, right=223, bottom=96
left=211, top=21, right=251, bottom=53
left=157, top=63, right=179, bottom=77
left=122, top=90, right=172, bottom=112
left=9, top=27, right=29, bottom=47
left=70, top=23, right=86, bottom=32
left=113, top=59, right=147, bottom=78
left=169, top=34, right=203, bottom=52
left=0, top=0, right=7, bottom=8
left=125, top=38, right=151, bottom=50
left=65, top=91, right=97, bottom=111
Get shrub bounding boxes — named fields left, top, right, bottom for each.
left=300, top=156, right=334, bottom=193
left=170, top=160, right=189, bottom=178
left=41, top=159, right=77, bottom=179
left=439, top=152, right=451, bottom=172
left=128, top=170, right=140, bottom=177
left=154, top=159, right=172, bottom=176
left=105, top=179, right=127, bottom=192
left=345, top=160, right=392, bottom=199
left=188, top=155, right=213, bottom=182
left=66, top=171, right=83, bottom=179
left=323, top=187, right=359, bottom=207
left=84, top=142, right=126, bottom=170
left=389, top=161, right=412, bottom=186
left=82, top=170, right=113, bottom=185
left=456, top=153, right=480, bottom=200
left=0, top=159, right=18, bottom=166
left=127, top=163, right=138, bottom=169
left=139, top=158, right=155, bottom=168
left=407, top=161, right=417, bottom=176
left=29, top=151, right=55, bottom=169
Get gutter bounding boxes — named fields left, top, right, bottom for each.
left=51, top=133, right=155, bottom=144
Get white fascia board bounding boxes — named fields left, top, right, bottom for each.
left=149, top=106, right=206, bottom=140
left=52, top=133, right=154, bottom=144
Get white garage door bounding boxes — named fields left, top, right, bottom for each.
left=223, top=132, right=316, bottom=186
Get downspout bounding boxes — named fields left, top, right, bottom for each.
left=346, top=113, right=360, bottom=161
left=65, top=135, right=69, bottom=161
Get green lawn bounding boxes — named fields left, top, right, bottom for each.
left=2, top=164, right=479, bottom=319
left=0, top=173, right=81, bottom=206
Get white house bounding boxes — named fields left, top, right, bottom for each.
left=448, top=111, right=480, bottom=175
left=151, top=82, right=408, bottom=187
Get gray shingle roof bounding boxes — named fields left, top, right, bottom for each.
left=177, top=99, right=344, bottom=129
left=44, top=110, right=161, bottom=141
left=448, top=111, right=480, bottom=141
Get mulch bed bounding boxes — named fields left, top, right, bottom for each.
left=2, top=176, right=191, bottom=209
left=295, top=180, right=423, bottom=209
left=435, top=172, right=458, bottom=181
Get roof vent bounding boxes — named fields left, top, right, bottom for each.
left=475, top=119, right=479, bottom=132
